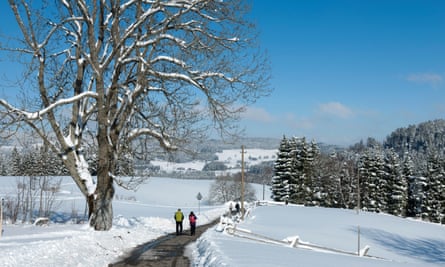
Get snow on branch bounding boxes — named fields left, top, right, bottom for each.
left=151, top=55, right=188, bottom=68
left=149, top=70, right=202, bottom=89
left=0, top=91, right=98, bottom=121
left=197, top=71, right=236, bottom=83
left=136, top=34, right=187, bottom=48
left=128, top=128, right=177, bottom=151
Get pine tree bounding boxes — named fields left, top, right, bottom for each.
left=317, top=153, right=356, bottom=208
left=336, top=154, right=355, bottom=209
left=0, top=154, right=7, bottom=175
left=359, top=148, right=385, bottom=212
left=422, top=154, right=445, bottom=223
left=271, top=136, right=292, bottom=202
left=22, top=148, right=39, bottom=177
left=384, top=149, right=407, bottom=216
left=288, top=137, right=306, bottom=204
left=313, top=151, right=340, bottom=208
left=10, top=147, right=22, bottom=176
left=404, top=152, right=421, bottom=217
left=303, top=140, right=321, bottom=206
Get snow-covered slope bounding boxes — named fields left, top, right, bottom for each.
left=150, top=148, right=277, bottom=174
left=1, top=177, right=444, bottom=267
left=190, top=204, right=445, bottom=267
left=214, top=148, right=277, bottom=168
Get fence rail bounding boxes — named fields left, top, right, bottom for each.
left=224, top=225, right=373, bottom=258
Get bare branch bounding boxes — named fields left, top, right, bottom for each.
left=0, top=91, right=97, bottom=121
left=0, top=0, right=271, bottom=231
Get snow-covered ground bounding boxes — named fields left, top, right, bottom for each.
left=192, top=204, right=445, bottom=267
left=150, top=148, right=277, bottom=173
left=0, top=176, right=445, bottom=267
left=214, top=148, right=277, bottom=168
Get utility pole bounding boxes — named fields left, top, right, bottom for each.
left=0, top=198, right=3, bottom=238
left=262, top=182, right=265, bottom=201
left=356, top=164, right=361, bottom=255
left=197, top=192, right=202, bottom=215
left=357, top=166, right=360, bottom=214
left=241, top=145, right=245, bottom=219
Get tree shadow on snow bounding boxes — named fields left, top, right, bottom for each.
left=358, top=227, right=445, bottom=264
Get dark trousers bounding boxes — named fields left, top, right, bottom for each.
left=176, top=221, right=183, bottom=235
left=190, top=223, right=196, bottom=235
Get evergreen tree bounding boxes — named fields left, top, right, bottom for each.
left=0, top=154, right=7, bottom=175
left=384, top=149, right=407, bottom=216
left=116, top=147, right=135, bottom=176
left=403, top=152, right=421, bottom=217
left=314, top=151, right=340, bottom=208
left=337, top=155, right=356, bottom=209
left=359, top=148, right=385, bottom=212
left=422, top=154, right=445, bottom=223
left=288, top=137, right=306, bottom=204
left=303, top=140, right=322, bottom=206
left=374, top=151, right=387, bottom=213
left=10, top=147, right=22, bottom=176
left=303, top=140, right=319, bottom=206
left=271, top=136, right=292, bottom=202
left=22, top=148, right=39, bottom=176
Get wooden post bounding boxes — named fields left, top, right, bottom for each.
left=241, top=145, right=245, bottom=219
left=0, top=198, right=3, bottom=238
left=196, top=192, right=202, bottom=214
left=357, top=225, right=361, bottom=255
left=357, top=166, right=360, bottom=214
left=357, top=166, right=361, bottom=255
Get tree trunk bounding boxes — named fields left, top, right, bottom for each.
left=89, top=135, right=116, bottom=230
left=89, top=176, right=114, bottom=230
left=90, top=84, right=117, bottom=230
left=87, top=194, right=95, bottom=219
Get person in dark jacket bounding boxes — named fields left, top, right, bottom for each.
left=174, top=208, right=184, bottom=235
left=189, top=211, right=197, bottom=236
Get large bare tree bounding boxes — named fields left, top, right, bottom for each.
left=0, top=0, right=270, bottom=230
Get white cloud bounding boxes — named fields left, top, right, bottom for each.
left=285, top=114, right=314, bottom=130
left=242, top=106, right=274, bottom=122
left=406, top=72, right=443, bottom=87
left=317, top=102, right=353, bottom=119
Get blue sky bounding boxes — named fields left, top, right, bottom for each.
left=239, top=0, right=445, bottom=145
left=1, top=1, right=445, bottom=146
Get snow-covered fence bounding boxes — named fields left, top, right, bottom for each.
left=224, top=225, right=372, bottom=258
left=33, top=217, right=50, bottom=226
left=216, top=202, right=387, bottom=261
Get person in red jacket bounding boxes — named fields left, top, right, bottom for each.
left=189, top=211, right=197, bottom=236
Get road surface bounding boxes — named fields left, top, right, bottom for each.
left=109, top=219, right=219, bottom=267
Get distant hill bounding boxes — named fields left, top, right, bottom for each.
left=384, top=119, right=445, bottom=155
left=154, top=137, right=281, bottom=163
left=203, top=137, right=281, bottom=150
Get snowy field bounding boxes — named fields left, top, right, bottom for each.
left=192, top=204, right=445, bottom=267
left=0, top=176, right=444, bottom=267
left=150, top=148, right=278, bottom=173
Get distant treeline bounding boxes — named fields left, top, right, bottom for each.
left=0, top=146, right=134, bottom=177
left=271, top=119, right=445, bottom=224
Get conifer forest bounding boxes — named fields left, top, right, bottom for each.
left=2, top=119, right=445, bottom=225
left=271, top=119, right=445, bottom=224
